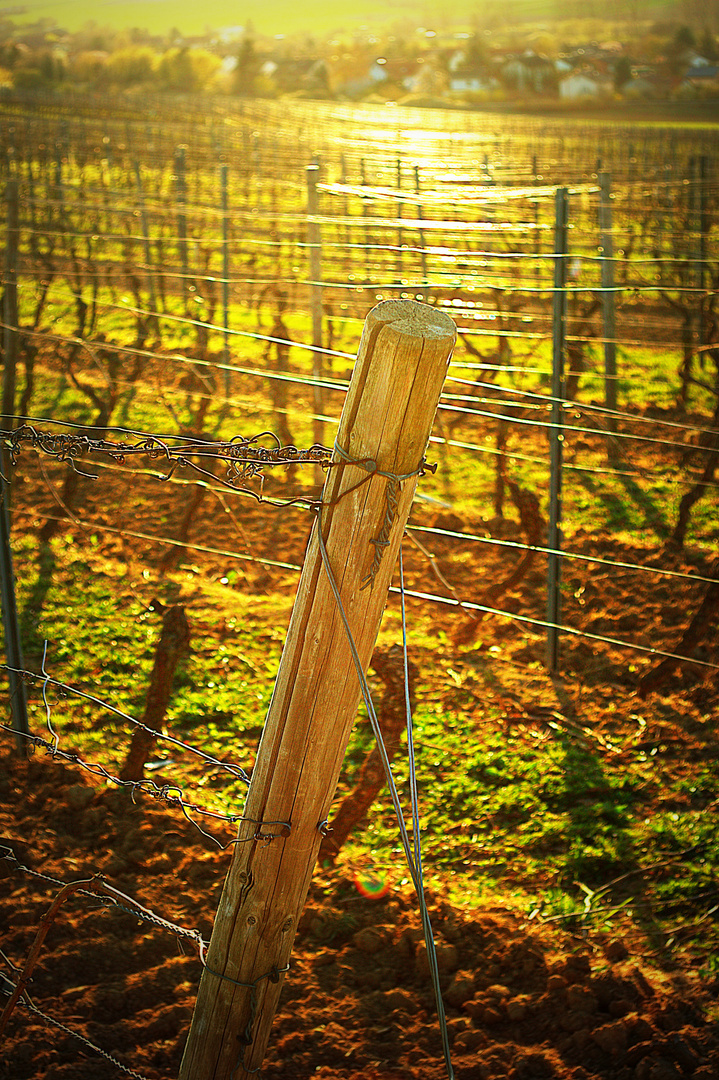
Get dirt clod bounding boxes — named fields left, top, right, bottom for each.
left=1, top=755, right=718, bottom=1080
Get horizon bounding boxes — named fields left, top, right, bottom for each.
left=4, top=0, right=458, bottom=40
left=3, top=0, right=689, bottom=43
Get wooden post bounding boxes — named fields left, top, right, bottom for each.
left=179, top=299, right=456, bottom=1080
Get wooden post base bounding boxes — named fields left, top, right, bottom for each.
left=179, top=299, right=456, bottom=1080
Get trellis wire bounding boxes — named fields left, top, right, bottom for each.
left=316, top=510, right=454, bottom=1077
left=4, top=414, right=717, bottom=673
left=0, top=546, right=459, bottom=1079
left=1, top=994, right=155, bottom=1080
left=0, top=653, right=305, bottom=851
left=1, top=97, right=716, bottom=1075
left=0, top=855, right=206, bottom=1080
left=8, top=502, right=717, bottom=676
left=1, top=849, right=209, bottom=950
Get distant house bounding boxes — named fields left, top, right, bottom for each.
left=215, top=26, right=246, bottom=46
left=410, top=61, right=449, bottom=97
left=332, top=57, right=423, bottom=100
left=501, top=51, right=555, bottom=94
left=687, top=53, right=712, bottom=69
left=448, top=72, right=499, bottom=95
left=358, top=57, right=447, bottom=99
left=368, top=59, right=389, bottom=83
left=334, top=74, right=375, bottom=98
left=559, top=70, right=612, bottom=100
left=261, top=56, right=328, bottom=94
left=328, top=51, right=376, bottom=98
left=371, top=57, right=423, bottom=91
left=447, top=48, right=469, bottom=74
left=678, top=64, right=719, bottom=96
left=623, top=75, right=659, bottom=100
left=445, top=45, right=497, bottom=95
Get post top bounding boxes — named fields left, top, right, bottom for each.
left=368, top=299, right=456, bottom=341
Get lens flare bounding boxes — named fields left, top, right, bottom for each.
left=353, top=871, right=391, bottom=899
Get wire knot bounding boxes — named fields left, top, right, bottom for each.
left=332, top=440, right=429, bottom=590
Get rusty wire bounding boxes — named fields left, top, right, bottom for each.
left=1, top=847, right=210, bottom=949
left=0, top=992, right=155, bottom=1080
left=0, top=850, right=290, bottom=1079
left=3, top=423, right=334, bottom=504
left=0, top=652, right=296, bottom=851
left=0, top=718, right=291, bottom=851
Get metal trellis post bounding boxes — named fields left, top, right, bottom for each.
left=1, top=177, right=28, bottom=750
left=598, top=172, right=618, bottom=456
left=306, top=162, right=324, bottom=467
left=221, top=163, right=231, bottom=402
left=174, top=146, right=189, bottom=316
left=546, top=187, right=569, bottom=673
left=414, top=164, right=428, bottom=301
left=132, top=159, right=158, bottom=324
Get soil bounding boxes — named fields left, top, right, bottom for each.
left=1, top=751, right=718, bottom=1080
left=1, top=367, right=718, bottom=1079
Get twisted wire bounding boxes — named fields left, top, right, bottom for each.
left=0, top=716, right=291, bottom=851
left=4, top=423, right=334, bottom=502
left=195, top=949, right=290, bottom=1076
left=2, top=659, right=250, bottom=782
left=0, top=992, right=154, bottom=1080
left=331, top=439, right=435, bottom=589
left=1, top=849, right=209, bottom=950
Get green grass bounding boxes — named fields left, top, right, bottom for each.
left=6, top=437, right=719, bottom=975
left=13, top=530, right=284, bottom=788
left=3, top=94, right=719, bottom=984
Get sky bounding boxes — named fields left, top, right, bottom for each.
left=5, top=0, right=443, bottom=39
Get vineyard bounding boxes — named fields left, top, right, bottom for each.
left=1, top=89, right=719, bottom=1079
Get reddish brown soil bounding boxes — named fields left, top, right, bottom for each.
left=2, top=363, right=719, bottom=1078
left=1, top=754, right=718, bottom=1080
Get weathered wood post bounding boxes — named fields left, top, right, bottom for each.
left=179, top=299, right=456, bottom=1080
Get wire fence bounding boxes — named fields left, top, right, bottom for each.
left=1, top=90, right=718, bottom=1078
left=1, top=89, right=718, bottom=762
left=1, top=826, right=209, bottom=1080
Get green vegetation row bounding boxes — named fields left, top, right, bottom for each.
left=1, top=92, right=718, bottom=987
